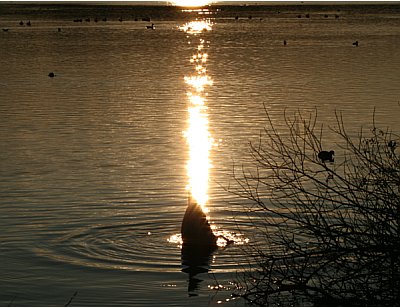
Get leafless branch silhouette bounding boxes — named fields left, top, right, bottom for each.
left=232, top=107, right=400, bottom=306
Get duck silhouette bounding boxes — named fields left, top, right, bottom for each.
left=181, top=195, right=217, bottom=247
left=146, top=23, right=155, bottom=30
left=318, top=150, right=334, bottom=162
left=181, top=194, right=217, bottom=296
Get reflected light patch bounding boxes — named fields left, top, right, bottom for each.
left=168, top=228, right=249, bottom=248
left=181, top=19, right=214, bottom=215
left=184, top=100, right=213, bottom=209
left=172, top=0, right=211, bottom=7
left=184, top=51, right=213, bottom=211
left=184, top=75, right=213, bottom=92
left=179, top=20, right=213, bottom=34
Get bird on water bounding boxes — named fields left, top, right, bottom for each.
left=181, top=195, right=217, bottom=247
left=318, top=150, right=334, bottom=162
left=146, top=23, right=155, bottom=30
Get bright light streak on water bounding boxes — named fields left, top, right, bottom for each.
left=179, top=20, right=213, bottom=34
left=180, top=21, right=215, bottom=213
left=184, top=94, right=213, bottom=210
left=168, top=229, right=249, bottom=248
left=172, top=0, right=211, bottom=7
left=183, top=34, right=214, bottom=212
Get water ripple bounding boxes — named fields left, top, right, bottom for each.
left=34, top=214, right=255, bottom=273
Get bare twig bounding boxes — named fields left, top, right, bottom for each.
left=232, top=109, right=400, bottom=306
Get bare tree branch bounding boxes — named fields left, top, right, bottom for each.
left=232, top=109, right=400, bottom=306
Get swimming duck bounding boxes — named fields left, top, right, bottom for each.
left=318, top=150, right=335, bottom=162
left=181, top=196, right=217, bottom=247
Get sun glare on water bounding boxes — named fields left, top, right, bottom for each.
left=184, top=92, right=213, bottom=210
left=168, top=19, right=251, bottom=248
left=172, top=0, right=211, bottom=7
left=179, top=20, right=213, bottom=34
left=181, top=26, right=214, bottom=213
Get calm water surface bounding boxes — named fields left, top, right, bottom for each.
left=1, top=4, right=400, bottom=306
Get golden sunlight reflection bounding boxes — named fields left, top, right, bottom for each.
left=179, top=20, right=213, bottom=34
left=172, top=0, right=212, bottom=7
left=167, top=229, right=249, bottom=248
left=184, top=93, right=213, bottom=209
left=181, top=27, right=214, bottom=213
left=168, top=18, right=250, bottom=249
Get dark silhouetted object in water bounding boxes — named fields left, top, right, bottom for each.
left=283, top=40, right=287, bottom=46
left=19, top=21, right=24, bottom=26
left=2, top=28, right=9, bottom=32
left=318, top=150, right=334, bottom=162
left=27, top=21, right=31, bottom=26
left=181, top=242, right=216, bottom=296
left=353, top=40, right=359, bottom=47
left=181, top=196, right=217, bottom=247
left=146, top=23, right=155, bottom=30
left=48, top=72, right=55, bottom=78
left=181, top=195, right=217, bottom=296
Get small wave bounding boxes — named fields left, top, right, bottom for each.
left=34, top=219, right=253, bottom=273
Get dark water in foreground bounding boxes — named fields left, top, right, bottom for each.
left=1, top=3, right=400, bottom=306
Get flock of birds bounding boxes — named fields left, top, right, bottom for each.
left=2, top=13, right=360, bottom=48
left=2, top=13, right=360, bottom=79
left=72, top=16, right=151, bottom=23
left=2, top=17, right=155, bottom=78
left=232, top=12, right=360, bottom=47
left=235, top=12, right=340, bottom=21
left=2, top=16, right=155, bottom=33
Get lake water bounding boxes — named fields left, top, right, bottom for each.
left=1, top=3, right=400, bottom=306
